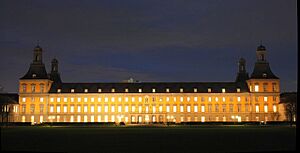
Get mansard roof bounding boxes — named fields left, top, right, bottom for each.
left=49, top=81, right=249, bottom=93
left=20, top=63, right=48, bottom=80
left=250, top=62, right=279, bottom=79
left=0, top=93, right=19, bottom=105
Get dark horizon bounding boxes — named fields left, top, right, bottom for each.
left=0, top=0, right=297, bottom=93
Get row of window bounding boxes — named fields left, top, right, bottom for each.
left=22, top=115, right=270, bottom=123
left=22, top=96, right=277, bottom=103
left=250, top=82, right=278, bottom=92
left=21, top=104, right=277, bottom=114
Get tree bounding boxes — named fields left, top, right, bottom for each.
left=280, top=92, right=297, bottom=126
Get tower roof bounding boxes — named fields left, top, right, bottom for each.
left=250, top=62, right=279, bottom=79
left=257, top=45, right=266, bottom=51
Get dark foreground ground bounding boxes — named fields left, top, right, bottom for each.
left=1, top=125, right=296, bottom=153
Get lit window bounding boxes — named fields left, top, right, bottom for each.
left=57, top=106, right=60, bottom=113
left=63, top=106, right=67, bottom=113
left=91, top=116, right=94, bottom=122
left=215, top=97, right=218, bottom=102
left=194, top=105, right=198, bottom=112
left=139, top=105, right=142, bottom=113
left=208, top=88, right=211, bottom=92
left=201, top=116, right=205, bottom=122
left=104, top=105, right=108, bottom=112
left=138, top=97, right=142, bottom=102
left=264, top=105, right=268, bottom=113
left=237, top=88, right=240, bottom=92
left=98, top=89, right=102, bottom=92
left=111, top=88, right=115, bottom=92
left=111, top=106, right=115, bottom=112
left=84, top=89, right=88, bottom=93
left=138, top=88, right=142, bottom=93
left=57, top=98, right=61, bottom=102
left=97, top=106, right=101, bottom=112
left=180, top=88, right=183, bottom=93
left=22, top=84, right=27, bottom=92
left=152, top=88, right=156, bottom=93
left=145, top=106, right=149, bottom=113
left=194, top=97, right=198, bottom=102
left=40, top=98, right=43, bottom=102
left=131, top=106, right=135, bottom=112
left=125, top=97, right=128, bottom=102
left=111, top=97, right=115, bottom=102
left=77, top=98, right=81, bottom=102
left=71, top=89, right=74, bottom=93
left=173, top=97, right=176, bottom=102
left=264, top=97, right=268, bottom=102
left=194, top=88, right=197, bottom=92
left=71, top=98, right=74, bottom=102
left=57, top=89, right=61, bottom=93
left=64, top=98, right=67, bottom=102
left=180, top=97, right=184, bottom=102
left=22, top=97, right=26, bottom=102
left=201, top=105, right=205, bottom=112
left=180, top=105, right=184, bottom=112
left=70, top=106, right=74, bottom=113
left=222, top=88, right=226, bottom=93
left=254, top=84, right=259, bottom=92
left=166, top=106, right=170, bottom=112
left=50, top=98, right=54, bottom=102
left=187, top=105, right=191, bottom=112
left=132, top=97, right=135, bottom=102
left=166, top=88, right=169, bottom=92
left=152, top=106, right=156, bottom=113
left=77, top=115, right=81, bottom=122
left=40, top=84, right=44, bottom=92
left=273, top=105, right=277, bottom=112
left=91, top=97, right=94, bottom=102
left=173, top=106, right=177, bottom=112
left=166, top=97, right=170, bottom=102
left=159, top=105, right=162, bottom=112
left=118, top=105, right=122, bottom=112
left=50, top=105, right=54, bottom=113
left=255, top=105, right=259, bottom=113
left=118, top=97, right=122, bottom=102
left=208, top=97, right=212, bottom=102
left=237, top=97, right=241, bottom=102
left=91, top=106, right=94, bottom=113
left=77, top=106, right=81, bottom=112
left=187, top=97, right=190, bottom=102
left=98, top=97, right=101, bottom=102
left=125, top=105, right=129, bottom=112
left=104, top=97, right=108, bottom=102
left=125, top=88, right=128, bottom=92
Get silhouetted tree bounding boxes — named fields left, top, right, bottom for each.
left=280, top=92, right=297, bottom=126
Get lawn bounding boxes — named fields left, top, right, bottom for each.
left=1, top=126, right=296, bottom=153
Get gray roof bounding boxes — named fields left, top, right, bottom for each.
left=20, top=63, right=48, bottom=79
left=250, top=62, right=279, bottom=79
left=0, top=93, right=19, bottom=105
left=49, top=82, right=249, bottom=93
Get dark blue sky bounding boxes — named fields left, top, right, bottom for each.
left=0, top=0, right=297, bottom=92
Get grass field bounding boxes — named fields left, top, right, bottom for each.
left=1, top=126, right=296, bottom=153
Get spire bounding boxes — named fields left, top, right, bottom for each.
left=256, top=42, right=267, bottom=62
left=33, top=41, right=43, bottom=64
left=49, top=58, right=62, bottom=83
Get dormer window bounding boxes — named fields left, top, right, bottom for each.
left=71, top=89, right=75, bottom=93
left=222, top=88, right=226, bottom=93
left=138, top=88, right=142, bottom=93
left=208, top=88, right=211, bottom=93
left=237, top=88, right=241, bottom=92
left=125, top=88, right=129, bottom=92
left=98, top=88, right=102, bottom=92
left=166, top=88, right=170, bottom=93
left=57, top=89, right=61, bottom=93
left=32, top=74, right=36, bottom=78
left=111, top=88, right=115, bottom=92
left=194, top=88, right=197, bottom=93
left=152, top=88, right=156, bottom=93
left=84, top=89, right=88, bottom=93
left=262, top=73, right=267, bottom=77
left=180, top=88, right=183, bottom=93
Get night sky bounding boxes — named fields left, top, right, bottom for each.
left=0, top=0, right=297, bottom=93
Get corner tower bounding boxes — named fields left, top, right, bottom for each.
left=247, top=44, right=281, bottom=121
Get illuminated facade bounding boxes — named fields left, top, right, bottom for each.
left=13, top=45, right=286, bottom=124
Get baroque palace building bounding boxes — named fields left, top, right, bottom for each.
left=13, top=44, right=286, bottom=124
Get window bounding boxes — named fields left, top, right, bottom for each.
left=159, top=105, right=162, bottom=112
left=31, top=84, right=36, bottom=92
left=201, top=105, right=205, bottom=112
left=208, top=88, right=211, bottom=92
left=104, top=97, right=108, bottom=102
left=84, top=89, right=88, bottom=93
left=166, top=97, right=170, bottom=102
left=208, top=97, right=212, bottom=102
left=187, top=97, right=190, bottom=102
left=229, top=104, right=233, bottom=112
left=111, top=97, right=115, bottom=102
left=194, top=88, right=197, bottom=92
left=40, top=104, right=44, bottom=113
left=104, top=105, right=108, bottom=112
left=64, top=105, right=67, bottom=113
left=180, top=88, right=183, bottom=93
left=222, top=97, right=225, bottom=102
left=91, top=97, right=95, bottom=102
left=111, top=88, right=115, bottom=92
left=273, top=105, right=277, bottom=112
left=152, top=88, right=156, bottom=93
left=97, top=105, right=101, bottom=112
left=166, top=106, right=170, bottom=112
left=138, top=105, right=142, bottom=113
left=152, top=106, right=156, bottom=113
left=138, top=88, right=142, bottom=93
left=50, top=105, right=54, bottom=113
left=245, top=104, right=249, bottom=112
left=208, top=104, right=212, bottom=112
left=222, top=88, right=226, bottom=93
left=64, top=98, right=67, bottom=102
left=118, top=105, right=122, bottom=112
left=70, top=106, right=74, bottom=113
left=180, top=105, right=184, bottom=112
left=194, top=97, right=198, bottom=102
left=237, top=88, right=240, bottom=92
left=180, top=97, right=184, bottom=102
left=132, top=97, right=135, bottom=102
left=40, top=84, right=44, bottom=92
left=237, top=97, right=241, bottom=102
left=57, top=98, right=61, bottom=102
left=237, top=104, right=241, bottom=112
left=125, top=97, right=128, bottom=102
left=125, top=105, right=129, bottom=112
left=71, top=89, right=75, bottom=93
left=255, top=105, right=259, bottom=113
left=71, top=97, right=74, bottom=102
left=254, top=84, right=259, bottom=92
left=166, top=88, right=170, bottom=92
left=91, top=105, right=95, bottom=113
left=22, top=84, right=27, bottom=92
left=173, top=105, right=177, bottom=112
left=272, top=83, right=277, bottom=92
left=222, top=104, right=226, bottom=112
left=215, top=97, right=219, bottom=102
left=57, top=106, right=60, bottom=113
left=77, top=98, right=81, bottom=102
left=131, top=106, right=135, bottom=112
left=40, top=97, right=44, bottom=102
left=201, top=97, right=205, bottom=102
left=22, top=97, right=26, bottom=102
left=77, top=106, right=81, bottom=112
left=187, top=105, right=191, bottom=112
left=98, top=88, right=102, bottom=92
left=30, top=104, right=35, bottom=113
left=125, top=88, right=129, bottom=92
left=255, top=97, right=258, bottom=102
left=215, top=104, right=219, bottom=112
left=264, top=105, right=268, bottom=113
left=263, top=83, right=268, bottom=92
left=194, top=105, right=198, bottom=112
left=57, top=89, right=61, bottom=93
left=138, top=97, right=142, bottom=102
left=264, top=97, right=268, bottom=102
left=111, top=106, right=115, bottom=112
